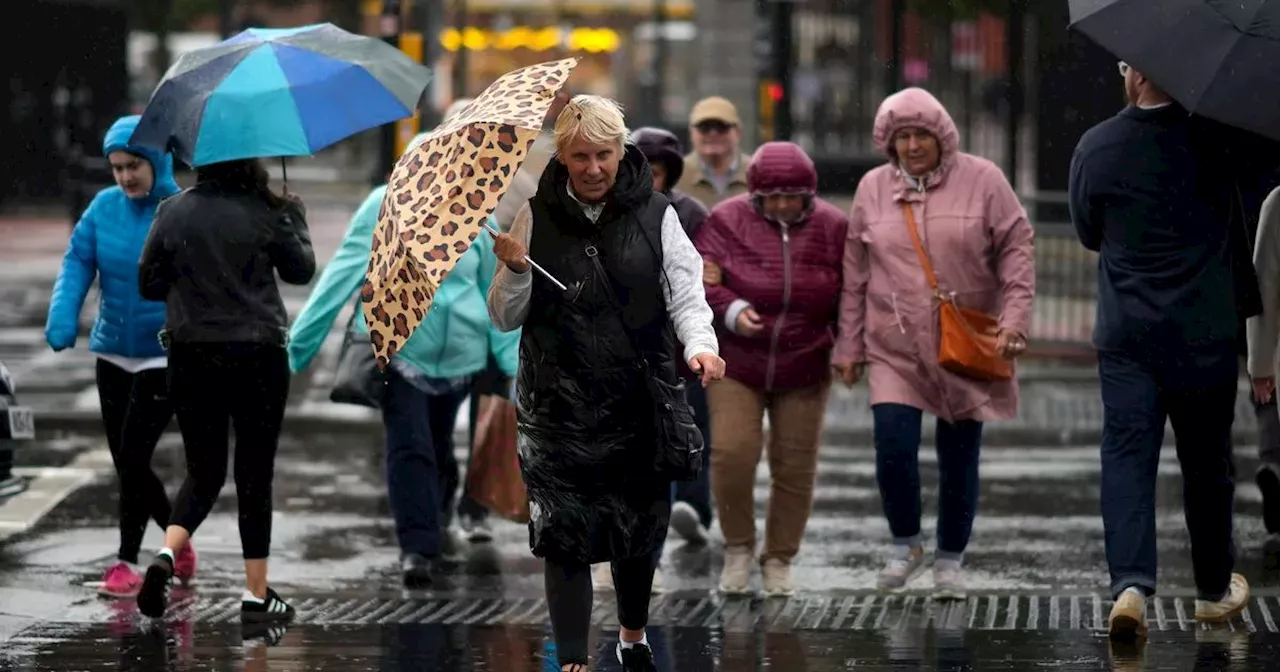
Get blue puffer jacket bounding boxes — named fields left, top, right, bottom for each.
left=45, top=116, right=181, bottom=357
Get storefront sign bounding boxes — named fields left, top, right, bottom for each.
left=438, top=27, right=621, bottom=53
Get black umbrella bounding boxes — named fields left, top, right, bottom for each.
left=1070, top=0, right=1280, bottom=140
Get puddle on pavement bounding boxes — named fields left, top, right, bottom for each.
left=4, top=622, right=1279, bottom=670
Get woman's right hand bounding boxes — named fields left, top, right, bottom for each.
left=493, top=233, right=530, bottom=273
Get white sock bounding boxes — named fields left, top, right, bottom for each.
left=242, top=590, right=265, bottom=604
left=159, top=547, right=176, bottom=563
left=619, top=632, right=648, bottom=650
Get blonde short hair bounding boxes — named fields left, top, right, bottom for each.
left=553, top=95, right=628, bottom=153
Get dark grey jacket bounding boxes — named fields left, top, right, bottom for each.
left=139, top=186, right=315, bottom=347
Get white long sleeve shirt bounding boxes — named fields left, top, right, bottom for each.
left=487, top=201, right=718, bottom=363
left=1248, top=186, right=1280, bottom=377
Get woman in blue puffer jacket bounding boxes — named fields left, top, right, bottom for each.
left=45, top=115, right=198, bottom=598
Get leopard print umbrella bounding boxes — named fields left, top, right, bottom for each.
left=361, top=58, right=578, bottom=370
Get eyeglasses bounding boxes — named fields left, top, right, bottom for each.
left=694, top=120, right=733, bottom=134
left=1118, top=61, right=1130, bottom=78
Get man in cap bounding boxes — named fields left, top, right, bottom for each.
left=676, top=96, right=753, bottom=209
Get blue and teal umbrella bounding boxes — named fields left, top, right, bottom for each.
left=131, top=23, right=431, bottom=167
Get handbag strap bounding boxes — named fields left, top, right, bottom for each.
left=900, top=202, right=943, bottom=297
left=584, top=244, right=649, bottom=363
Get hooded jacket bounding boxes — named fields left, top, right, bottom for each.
left=832, top=88, right=1035, bottom=422
left=694, top=142, right=847, bottom=390
left=46, top=116, right=181, bottom=357
left=632, top=127, right=710, bottom=238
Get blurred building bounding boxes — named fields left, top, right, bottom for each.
left=3, top=0, right=128, bottom=206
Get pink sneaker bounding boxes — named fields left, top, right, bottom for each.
left=173, top=542, right=198, bottom=584
left=99, top=562, right=142, bottom=598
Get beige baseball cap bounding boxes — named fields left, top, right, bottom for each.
left=690, top=96, right=741, bottom=127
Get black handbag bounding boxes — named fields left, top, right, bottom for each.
left=584, top=244, right=705, bottom=482
left=329, top=298, right=385, bottom=408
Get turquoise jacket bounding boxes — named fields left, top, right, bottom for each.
left=46, top=115, right=181, bottom=357
left=288, top=185, right=519, bottom=379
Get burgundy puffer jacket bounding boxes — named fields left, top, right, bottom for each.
left=693, top=143, right=848, bottom=390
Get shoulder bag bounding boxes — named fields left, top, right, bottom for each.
left=901, top=202, right=1013, bottom=381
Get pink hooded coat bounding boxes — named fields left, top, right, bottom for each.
left=832, top=88, right=1035, bottom=422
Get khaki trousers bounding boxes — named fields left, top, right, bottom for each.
left=708, top=375, right=830, bottom=562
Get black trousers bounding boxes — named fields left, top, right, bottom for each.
left=545, top=554, right=658, bottom=666
left=167, top=343, right=289, bottom=560
left=95, top=359, right=174, bottom=564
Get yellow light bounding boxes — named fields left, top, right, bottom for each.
left=437, top=26, right=621, bottom=53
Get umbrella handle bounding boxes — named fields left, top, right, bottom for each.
left=280, top=158, right=289, bottom=193
left=482, top=220, right=568, bottom=291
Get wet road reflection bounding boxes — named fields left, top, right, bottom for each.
left=5, top=619, right=1280, bottom=671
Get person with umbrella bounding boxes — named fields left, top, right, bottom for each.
left=126, top=22, right=430, bottom=623
left=44, top=115, right=197, bottom=598
left=488, top=94, right=725, bottom=672
left=1069, top=61, right=1268, bottom=639
left=287, top=119, right=519, bottom=588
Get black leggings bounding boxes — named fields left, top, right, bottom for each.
left=545, top=554, right=658, bottom=666
left=95, top=359, right=174, bottom=564
left=167, top=343, right=289, bottom=560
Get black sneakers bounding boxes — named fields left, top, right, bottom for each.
left=402, top=553, right=434, bottom=589
left=616, top=642, right=657, bottom=672
left=136, top=553, right=173, bottom=618
left=241, top=587, right=295, bottom=623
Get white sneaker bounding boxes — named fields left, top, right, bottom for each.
left=592, top=563, right=614, bottom=592
left=719, top=546, right=754, bottom=595
left=1195, top=573, right=1249, bottom=623
left=761, top=558, right=794, bottom=597
left=877, top=547, right=926, bottom=591
left=459, top=514, right=493, bottom=544
left=669, top=502, right=709, bottom=545
left=932, top=563, right=965, bottom=600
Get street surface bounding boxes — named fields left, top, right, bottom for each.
left=2, top=183, right=1278, bottom=669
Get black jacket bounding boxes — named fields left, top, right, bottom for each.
left=1069, top=104, right=1270, bottom=353
left=139, top=184, right=315, bottom=346
left=517, top=146, right=675, bottom=565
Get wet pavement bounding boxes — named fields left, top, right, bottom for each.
left=3, top=426, right=1280, bottom=667
left=5, top=621, right=1280, bottom=670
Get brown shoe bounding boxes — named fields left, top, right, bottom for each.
left=1195, top=573, right=1249, bottom=623
left=1108, top=590, right=1147, bottom=640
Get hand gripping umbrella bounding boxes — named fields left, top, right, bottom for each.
left=1070, top=0, right=1280, bottom=141
left=360, top=58, right=578, bottom=370
left=130, top=23, right=432, bottom=168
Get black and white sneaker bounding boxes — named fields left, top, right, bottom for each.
left=136, top=553, right=173, bottom=618
left=616, top=642, right=657, bottom=672
left=241, top=588, right=295, bottom=623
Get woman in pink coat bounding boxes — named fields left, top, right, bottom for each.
left=832, top=88, right=1035, bottom=599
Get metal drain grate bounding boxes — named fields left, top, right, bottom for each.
left=153, top=594, right=1280, bottom=633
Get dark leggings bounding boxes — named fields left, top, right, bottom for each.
left=167, top=343, right=289, bottom=560
left=545, top=554, right=658, bottom=666
left=95, top=359, right=174, bottom=564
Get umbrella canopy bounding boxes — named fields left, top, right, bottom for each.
left=131, top=23, right=431, bottom=167
left=1070, top=0, right=1280, bottom=140
left=360, top=58, right=579, bottom=370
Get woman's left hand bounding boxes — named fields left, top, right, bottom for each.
left=688, top=352, right=727, bottom=387
left=996, top=330, right=1028, bottom=360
